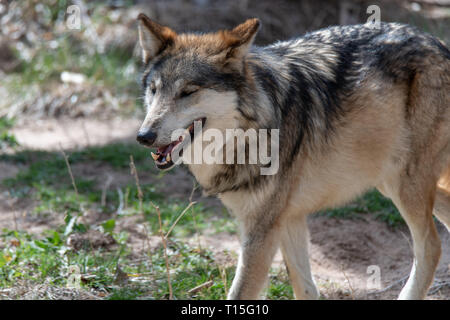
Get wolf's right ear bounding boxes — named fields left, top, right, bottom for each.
left=225, top=18, right=260, bottom=60
left=137, top=14, right=177, bottom=63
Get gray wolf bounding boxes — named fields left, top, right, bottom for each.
left=135, top=13, right=450, bottom=299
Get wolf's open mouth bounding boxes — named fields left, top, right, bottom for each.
left=151, top=117, right=206, bottom=170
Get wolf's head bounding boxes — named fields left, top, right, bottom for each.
left=136, top=14, right=260, bottom=170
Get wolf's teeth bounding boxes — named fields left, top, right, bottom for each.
left=151, top=152, right=158, bottom=161
left=166, top=153, right=171, bottom=162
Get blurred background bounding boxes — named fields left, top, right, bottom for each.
left=0, top=0, right=449, bottom=300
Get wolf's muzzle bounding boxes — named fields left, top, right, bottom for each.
left=136, top=130, right=157, bottom=147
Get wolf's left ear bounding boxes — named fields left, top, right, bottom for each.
left=137, top=14, right=177, bottom=63
left=224, top=18, right=260, bottom=60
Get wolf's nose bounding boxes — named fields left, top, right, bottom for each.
left=136, top=130, right=157, bottom=146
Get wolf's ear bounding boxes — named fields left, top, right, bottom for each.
left=223, top=18, right=260, bottom=60
left=137, top=14, right=177, bottom=63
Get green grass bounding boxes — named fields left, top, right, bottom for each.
left=0, top=227, right=127, bottom=290
left=266, top=270, right=294, bottom=300
left=13, top=35, right=138, bottom=92
left=318, top=189, right=404, bottom=227
left=0, top=117, right=19, bottom=150
left=1, top=143, right=153, bottom=194
left=143, top=240, right=236, bottom=300
left=0, top=142, right=239, bottom=299
left=1, top=144, right=233, bottom=234
left=2, top=142, right=232, bottom=231
left=1, top=143, right=151, bottom=167
left=0, top=227, right=237, bottom=299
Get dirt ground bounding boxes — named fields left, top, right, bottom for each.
left=1, top=117, right=449, bottom=300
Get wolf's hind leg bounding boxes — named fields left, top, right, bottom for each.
left=384, top=176, right=441, bottom=300
left=434, top=186, right=450, bottom=231
left=280, top=214, right=319, bottom=299
left=434, top=168, right=450, bottom=230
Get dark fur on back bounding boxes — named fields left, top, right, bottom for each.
left=251, top=23, right=448, bottom=157
left=203, top=22, right=450, bottom=195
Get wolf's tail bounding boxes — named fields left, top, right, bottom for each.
left=434, top=165, right=450, bottom=230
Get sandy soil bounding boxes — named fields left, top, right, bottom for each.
left=9, top=118, right=142, bottom=151
left=1, top=118, right=449, bottom=299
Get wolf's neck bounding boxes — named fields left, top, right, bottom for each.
left=246, top=42, right=352, bottom=159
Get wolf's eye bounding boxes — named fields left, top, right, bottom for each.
left=179, top=89, right=198, bottom=99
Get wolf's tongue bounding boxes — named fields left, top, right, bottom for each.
left=157, top=145, right=171, bottom=156
left=157, top=140, right=181, bottom=157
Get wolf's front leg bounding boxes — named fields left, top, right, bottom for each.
left=227, top=220, right=281, bottom=299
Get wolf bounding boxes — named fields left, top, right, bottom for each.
left=135, top=13, right=450, bottom=299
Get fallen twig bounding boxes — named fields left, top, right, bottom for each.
left=428, top=279, right=450, bottom=295
left=188, top=280, right=214, bottom=294
left=367, top=275, right=409, bottom=295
